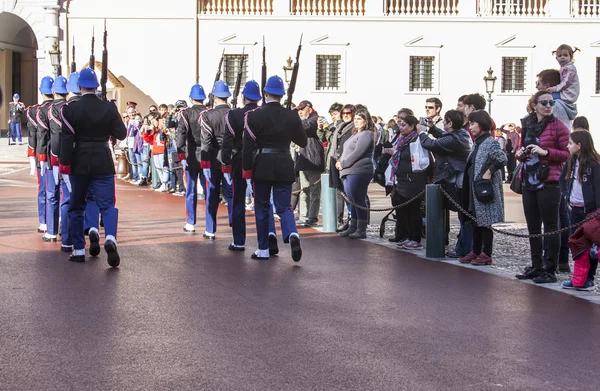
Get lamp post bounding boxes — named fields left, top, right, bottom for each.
left=48, top=41, right=62, bottom=77
left=483, top=66, right=497, bottom=115
left=282, top=56, right=293, bottom=84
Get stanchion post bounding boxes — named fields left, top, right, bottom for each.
left=320, top=174, right=337, bottom=233
left=426, top=184, right=446, bottom=259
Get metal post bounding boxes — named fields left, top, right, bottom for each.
left=426, top=184, right=445, bottom=259
left=320, top=174, right=337, bottom=233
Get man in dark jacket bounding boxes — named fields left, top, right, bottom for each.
left=295, top=100, right=325, bottom=227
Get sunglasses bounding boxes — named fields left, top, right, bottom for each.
left=425, top=106, right=436, bottom=110
left=537, top=100, right=556, bottom=107
left=342, top=111, right=353, bottom=115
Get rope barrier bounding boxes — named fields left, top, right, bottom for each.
left=438, top=185, right=600, bottom=238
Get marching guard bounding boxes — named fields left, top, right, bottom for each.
left=27, top=76, right=54, bottom=233
left=199, top=80, right=233, bottom=240
left=59, top=68, right=127, bottom=266
left=242, top=75, right=307, bottom=261
left=221, top=80, right=278, bottom=253
left=176, top=84, right=208, bottom=233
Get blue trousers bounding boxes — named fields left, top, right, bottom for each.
left=10, top=122, right=22, bottom=142
left=60, top=180, right=72, bottom=246
left=69, top=175, right=118, bottom=250
left=46, top=170, right=61, bottom=235
left=254, top=181, right=295, bottom=250
left=37, top=167, right=47, bottom=225
left=184, top=169, right=207, bottom=225
left=231, top=177, right=276, bottom=246
left=205, top=168, right=232, bottom=234
left=85, top=191, right=100, bottom=232
left=342, top=174, right=371, bottom=221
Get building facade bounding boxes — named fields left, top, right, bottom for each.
left=1, top=0, right=599, bottom=135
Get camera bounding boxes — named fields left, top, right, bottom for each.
left=521, top=147, right=531, bottom=157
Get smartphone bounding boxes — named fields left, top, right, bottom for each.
left=419, top=117, right=428, bottom=126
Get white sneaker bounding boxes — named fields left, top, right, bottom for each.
left=157, top=184, right=168, bottom=192
left=183, top=223, right=195, bottom=232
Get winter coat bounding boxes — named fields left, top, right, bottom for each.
left=462, top=133, right=507, bottom=227
left=295, top=111, right=325, bottom=172
left=519, top=116, right=570, bottom=183
left=560, top=159, right=600, bottom=214
left=419, top=126, right=471, bottom=185
left=394, top=143, right=430, bottom=199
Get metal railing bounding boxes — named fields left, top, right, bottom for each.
left=290, top=0, right=366, bottom=15
left=385, top=0, right=459, bottom=16
left=571, top=0, right=600, bottom=17
left=477, top=0, right=550, bottom=16
left=199, top=0, right=274, bottom=14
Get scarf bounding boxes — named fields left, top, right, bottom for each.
left=390, top=130, right=418, bottom=175
left=522, top=113, right=554, bottom=141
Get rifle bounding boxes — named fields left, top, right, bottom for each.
left=100, top=19, right=108, bottom=101
left=261, top=36, right=266, bottom=105
left=286, top=34, right=303, bottom=110
left=231, top=47, right=245, bottom=109
left=89, top=27, right=95, bottom=70
left=207, top=48, right=225, bottom=108
left=70, top=37, right=77, bottom=74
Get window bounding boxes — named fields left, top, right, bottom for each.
left=409, top=56, right=434, bottom=92
left=315, top=55, right=341, bottom=90
left=223, top=54, right=248, bottom=88
left=596, top=57, right=600, bottom=94
left=501, top=57, right=526, bottom=93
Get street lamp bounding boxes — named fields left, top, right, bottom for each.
left=48, top=41, right=62, bottom=77
left=483, top=66, right=497, bottom=115
left=283, top=56, right=293, bottom=84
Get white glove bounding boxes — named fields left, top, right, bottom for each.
left=223, top=172, right=232, bottom=186
left=52, top=166, right=59, bottom=184
left=40, top=161, right=47, bottom=177
left=181, top=160, right=187, bottom=170
left=246, top=179, right=252, bottom=194
left=29, top=156, right=36, bottom=176
left=203, top=168, right=212, bottom=181
left=63, top=174, right=72, bottom=193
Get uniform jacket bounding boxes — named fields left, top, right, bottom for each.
left=560, top=159, right=600, bottom=214
left=419, top=126, right=471, bottom=185
left=295, top=111, right=325, bottom=172
left=222, top=102, right=258, bottom=178
left=59, top=93, right=127, bottom=176
left=9, top=101, right=25, bottom=123
left=35, top=100, right=54, bottom=163
left=26, top=104, right=40, bottom=159
left=48, top=98, right=67, bottom=167
left=462, top=133, right=507, bottom=227
left=519, top=115, right=570, bottom=183
left=243, top=101, right=307, bottom=183
left=200, top=103, right=230, bottom=169
left=176, top=104, right=207, bottom=171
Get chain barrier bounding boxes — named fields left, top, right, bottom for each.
left=339, top=189, right=425, bottom=212
left=438, top=185, right=600, bottom=239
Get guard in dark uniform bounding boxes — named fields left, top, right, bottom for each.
left=243, top=75, right=307, bottom=261
left=222, top=80, right=279, bottom=253
left=27, top=76, right=54, bottom=233
left=59, top=68, right=127, bottom=266
left=176, top=84, right=208, bottom=233
left=200, top=80, right=232, bottom=239
left=43, top=76, right=69, bottom=243
left=8, top=93, right=25, bottom=145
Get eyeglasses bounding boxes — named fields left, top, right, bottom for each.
left=342, top=111, right=353, bottom=115
left=537, top=100, right=556, bottom=107
left=425, top=106, right=436, bottom=110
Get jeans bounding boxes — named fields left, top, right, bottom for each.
left=10, top=122, right=22, bottom=142
left=571, top=206, right=598, bottom=281
left=473, top=226, right=493, bottom=256
left=128, top=149, right=140, bottom=181
left=152, top=154, right=168, bottom=184
left=454, top=212, right=474, bottom=257
left=299, top=170, right=322, bottom=222
left=343, top=174, right=371, bottom=222
left=522, top=184, right=561, bottom=272
left=140, top=144, right=150, bottom=179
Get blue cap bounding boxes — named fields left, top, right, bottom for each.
left=242, top=80, right=261, bottom=101
left=189, top=84, right=206, bottom=101
left=212, top=80, right=231, bottom=99
left=78, top=68, right=99, bottom=89
left=67, top=73, right=81, bottom=94
left=264, top=75, right=285, bottom=96
left=52, top=76, right=68, bottom=94
left=39, top=76, right=54, bottom=95
left=13, top=93, right=19, bottom=99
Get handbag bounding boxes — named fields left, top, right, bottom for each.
left=510, top=162, right=523, bottom=194
left=473, top=179, right=494, bottom=203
